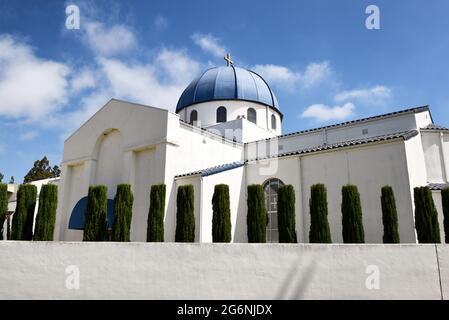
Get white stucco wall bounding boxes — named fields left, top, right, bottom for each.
left=421, top=131, right=449, bottom=183
left=246, top=139, right=417, bottom=243
left=247, top=108, right=430, bottom=159
left=206, top=118, right=277, bottom=143
left=56, top=100, right=171, bottom=242
left=0, top=242, right=446, bottom=300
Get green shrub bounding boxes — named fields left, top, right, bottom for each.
left=111, top=184, right=133, bottom=242
left=83, top=185, right=108, bottom=241
left=33, top=184, right=58, bottom=241
left=442, top=187, right=449, bottom=244
left=341, top=185, right=365, bottom=243
left=175, top=185, right=195, bottom=242
left=212, top=184, right=232, bottom=242
left=11, top=184, right=37, bottom=240
left=277, top=185, right=297, bottom=243
left=309, top=183, right=332, bottom=243
left=147, top=184, right=166, bottom=242
left=0, top=184, right=7, bottom=240
left=246, top=184, right=267, bottom=243
left=414, top=186, right=441, bottom=243
left=381, top=186, right=400, bottom=243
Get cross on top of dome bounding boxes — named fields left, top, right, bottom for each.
left=224, top=53, right=233, bottom=66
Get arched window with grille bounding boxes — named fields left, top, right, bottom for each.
left=190, top=110, right=198, bottom=125
left=216, top=106, right=227, bottom=123
left=271, top=114, right=277, bottom=130
left=247, top=108, right=257, bottom=124
left=263, top=178, right=284, bottom=243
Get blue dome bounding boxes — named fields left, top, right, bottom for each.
left=176, top=66, right=280, bottom=113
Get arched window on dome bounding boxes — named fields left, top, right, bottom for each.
left=271, top=114, right=277, bottom=130
left=247, top=108, right=257, bottom=124
left=190, top=110, right=198, bottom=125
left=216, top=106, right=227, bottom=123
left=263, top=178, right=284, bottom=243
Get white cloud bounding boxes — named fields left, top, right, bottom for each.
left=192, top=33, right=226, bottom=58
left=252, top=64, right=300, bottom=88
left=98, top=48, right=199, bottom=110
left=0, top=35, right=70, bottom=120
left=70, top=68, right=96, bottom=93
left=300, top=61, right=332, bottom=89
left=19, top=131, right=39, bottom=141
left=252, top=61, right=333, bottom=90
left=334, top=85, right=392, bottom=106
left=301, top=102, right=355, bottom=122
left=83, top=21, right=137, bottom=56
left=155, top=49, right=200, bottom=84
left=154, top=15, right=168, bottom=29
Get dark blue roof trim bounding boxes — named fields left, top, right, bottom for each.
left=247, top=130, right=419, bottom=162
left=421, top=124, right=449, bottom=132
left=176, top=161, right=244, bottom=178
left=428, top=183, right=449, bottom=191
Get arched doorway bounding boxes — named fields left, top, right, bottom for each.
left=263, top=178, right=284, bottom=243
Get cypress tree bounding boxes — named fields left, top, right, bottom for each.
left=0, top=184, right=7, bottom=240
left=111, top=184, right=133, bottom=242
left=7, top=215, right=11, bottom=240
left=277, top=185, right=297, bottom=243
left=381, top=186, right=400, bottom=243
left=414, top=186, right=441, bottom=243
left=309, top=183, right=332, bottom=243
left=212, top=184, right=232, bottom=242
left=11, top=184, right=37, bottom=240
left=33, top=184, right=58, bottom=241
left=341, top=184, right=365, bottom=243
left=246, top=184, right=267, bottom=243
left=175, top=185, right=195, bottom=242
left=147, top=184, right=166, bottom=242
left=83, top=185, right=108, bottom=241
left=442, top=187, right=449, bottom=244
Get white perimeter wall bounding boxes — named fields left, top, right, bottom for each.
left=0, top=242, right=447, bottom=300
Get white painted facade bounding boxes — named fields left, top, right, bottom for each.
left=52, top=66, right=449, bottom=244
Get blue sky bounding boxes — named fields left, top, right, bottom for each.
left=0, top=0, right=449, bottom=182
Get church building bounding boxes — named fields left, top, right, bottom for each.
left=55, top=56, right=449, bottom=243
